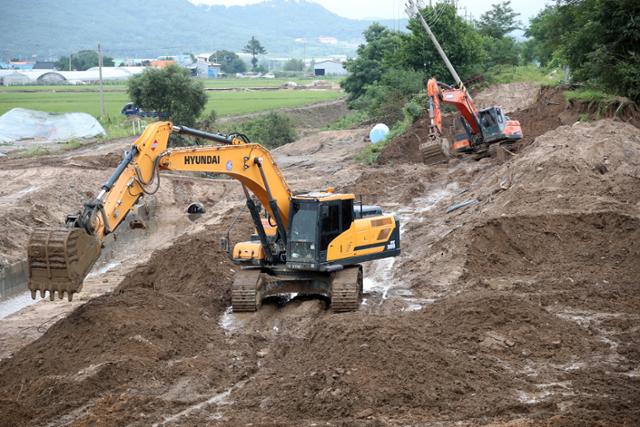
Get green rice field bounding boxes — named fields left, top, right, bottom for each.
left=0, top=88, right=343, bottom=118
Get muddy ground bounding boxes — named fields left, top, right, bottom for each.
left=0, top=83, right=639, bottom=426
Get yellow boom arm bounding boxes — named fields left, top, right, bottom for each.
left=92, top=122, right=292, bottom=241
left=28, top=121, right=293, bottom=300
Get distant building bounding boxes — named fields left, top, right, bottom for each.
left=208, top=63, right=221, bottom=78
left=0, top=67, right=145, bottom=85
left=8, top=61, right=34, bottom=71
left=0, top=71, right=31, bottom=86
left=151, top=60, right=177, bottom=69
left=195, top=60, right=221, bottom=79
left=313, top=60, right=347, bottom=76
left=33, top=61, right=57, bottom=70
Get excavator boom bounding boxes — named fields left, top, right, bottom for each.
left=28, top=122, right=292, bottom=300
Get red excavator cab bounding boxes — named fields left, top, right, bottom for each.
left=478, top=106, right=522, bottom=145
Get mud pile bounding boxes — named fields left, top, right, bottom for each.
left=0, top=226, right=248, bottom=427
left=1, top=101, right=640, bottom=425
left=509, top=86, right=579, bottom=147
left=228, top=292, right=612, bottom=425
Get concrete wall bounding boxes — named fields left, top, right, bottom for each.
left=0, top=261, right=28, bottom=300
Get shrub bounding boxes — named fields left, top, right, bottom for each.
left=238, top=112, right=296, bottom=148
left=198, top=109, right=218, bottom=131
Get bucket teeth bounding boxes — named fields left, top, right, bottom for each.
left=27, top=227, right=101, bottom=301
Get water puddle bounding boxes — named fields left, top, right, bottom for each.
left=363, top=183, right=457, bottom=311
left=86, top=260, right=122, bottom=278
left=517, top=389, right=552, bottom=404
left=219, top=306, right=244, bottom=335
left=154, top=380, right=245, bottom=426
left=0, top=291, right=36, bottom=319
left=0, top=185, right=39, bottom=203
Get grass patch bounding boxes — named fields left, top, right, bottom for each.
left=564, top=88, right=618, bottom=104
left=564, top=87, right=638, bottom=119
left=98, top=115, right=151, bottom=139
left=484, top=65, right=563, bottom=85
left=202, top=90, right=342, bottom=117
left=324, top=110, right=370, bottom=130
left=19, top=146, right=50, bottom=157
left=61, top=140, right=83, bottom=151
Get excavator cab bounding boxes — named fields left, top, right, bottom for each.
left=479, top=107, right=522, bottom=144
left=286, top=192, right=400, bottom=270
left=287, top=194, right=354, bottom=269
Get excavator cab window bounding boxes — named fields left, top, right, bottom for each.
left=288, top=198, right=355, bottom=266
left=289, top=201, right=319, bottom=263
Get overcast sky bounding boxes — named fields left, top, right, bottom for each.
left=189, top=0, right=550, bottom=22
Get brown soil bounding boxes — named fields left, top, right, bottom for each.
left=509, top=86, right=580, bottom=147
left=1, top=94, right=640, bottom=426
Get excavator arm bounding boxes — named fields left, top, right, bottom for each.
left=28, top=121, right=293, bottom=301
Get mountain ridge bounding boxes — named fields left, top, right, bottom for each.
left=0, top=0, right=406, bottom=60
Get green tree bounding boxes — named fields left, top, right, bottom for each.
left=476, top=1, right=521, bottom=38
left=242, top=36, right=267, bottom=71
left=283, top=58, right=305, bottom=72
left=354, top=68, right=425, bottom=124
left=238, top=112, right=296, bottom=148
left=481, top=35, right=521, bottom=68
left=341, top=23, right=403, bottom=101
left=526, top=0, right=640, bottom=102
left=55, top=50, right=114, bottom=71
left=209, top=50, right=246, bottom=74
left=396, top=3, right=485, bottom=84
left=525, top=5, right=573, bottom=67
left=127, top=65, right=207, bottom=126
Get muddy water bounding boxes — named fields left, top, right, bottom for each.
left=0, top=292, right=35, bottom=319
left=363, top=182, right=458, bottom=311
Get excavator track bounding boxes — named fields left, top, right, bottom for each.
left=231, top=269, right=263, bottom=312
left=420, top=138, right=449, bottom=165
left=331, top=266, right=363, bottom=313
left=28, top=227, right=101, bottom=301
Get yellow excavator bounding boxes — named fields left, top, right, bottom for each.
left=27, top=122, right=400, bottom=312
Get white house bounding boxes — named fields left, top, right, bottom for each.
left=313, top=60, right=347, bottom=76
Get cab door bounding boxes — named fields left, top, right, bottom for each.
left=319, top=200, right=353, bottom=261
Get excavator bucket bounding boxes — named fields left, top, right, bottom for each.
left=420, top=137, right=450, bottom=165
left=27, top=228, right=101, bottom=301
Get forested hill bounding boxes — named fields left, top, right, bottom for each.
left=1, top=0, right=405, bottom=59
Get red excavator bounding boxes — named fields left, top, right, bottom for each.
left=406, top=0, right=523, bottom=164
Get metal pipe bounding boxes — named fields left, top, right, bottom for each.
left=101, top=146, right=138, bottom=192
left=172, top=125, right=235, bottom=145
left=242, top=185, right=274, bottom=262
left=255, top=158, right=288, bottom=245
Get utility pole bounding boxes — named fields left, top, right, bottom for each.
left=68, top=54, right=71, bottom=71
left=98, top=43, right=105, bottom=117
left=406, top=0, right=462, bottom=86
